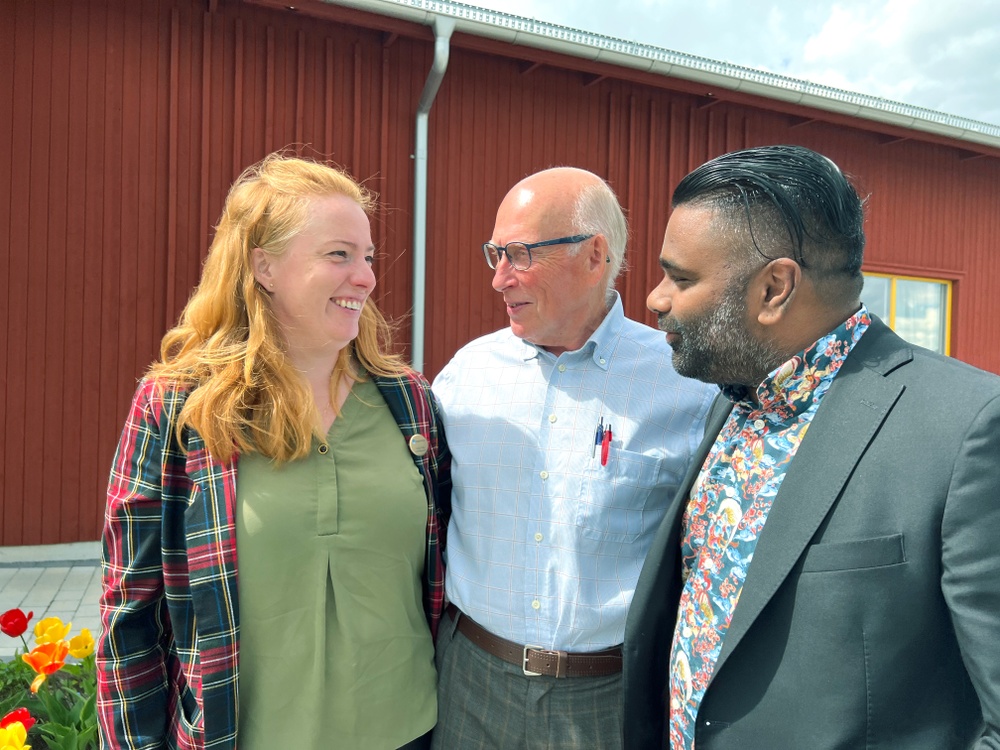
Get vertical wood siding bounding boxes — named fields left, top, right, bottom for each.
left=1, top=0, right=998, bottom=544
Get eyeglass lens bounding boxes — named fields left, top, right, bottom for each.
left=485, top=242, right=530, bottom=270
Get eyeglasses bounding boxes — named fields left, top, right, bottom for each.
left=482, top=234, right=594, bottom=271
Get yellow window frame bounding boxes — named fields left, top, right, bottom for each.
left=864, top=272, right=953, bottom=356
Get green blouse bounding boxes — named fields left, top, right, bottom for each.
left=235, top=378, right=436, bottom=748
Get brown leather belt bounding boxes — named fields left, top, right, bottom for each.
left=446, top=603, right=623, bottom=678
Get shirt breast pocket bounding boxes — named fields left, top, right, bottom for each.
left=577, top=449, right=669, bottom=543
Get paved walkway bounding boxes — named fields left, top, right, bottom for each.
left=0, top=542, right=101, bottom=660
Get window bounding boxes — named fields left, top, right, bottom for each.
left=861, top=273, right=951, bottom=355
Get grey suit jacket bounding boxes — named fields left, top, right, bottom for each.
left=623, top=318, right=1000, bottom=749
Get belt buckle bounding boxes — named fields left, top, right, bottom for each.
left=523, top=645, right=543, bottom=676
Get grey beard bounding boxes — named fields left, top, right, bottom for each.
left=659, top=291, right=783, bottom=389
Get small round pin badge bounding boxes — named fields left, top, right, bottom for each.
left=408, top=434, right=429, bottom=456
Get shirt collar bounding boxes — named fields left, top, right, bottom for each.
left=722, top=305, right=871, bottom=412
left=518, top=292, right=623, bottom=371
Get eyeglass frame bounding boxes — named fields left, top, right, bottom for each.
left=482, top=234, right=595, bottom=271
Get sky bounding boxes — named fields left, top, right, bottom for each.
left=461, top=0, right=1000, bottom=128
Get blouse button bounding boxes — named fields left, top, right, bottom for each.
left=318, top=443, right=329, bottom=455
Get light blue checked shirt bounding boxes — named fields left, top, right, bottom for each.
left=433, top=295, right=717, bottom=651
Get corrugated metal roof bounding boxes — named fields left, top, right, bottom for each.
left=323, top=0, right=1000, bottom=151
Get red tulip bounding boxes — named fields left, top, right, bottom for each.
left=0, top=707, right=35, bottom=732
left=0, top=608, right=33, bottom=638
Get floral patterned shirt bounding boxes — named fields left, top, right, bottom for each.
left=667, top=307, right=871, bottom=750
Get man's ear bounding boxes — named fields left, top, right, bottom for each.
left=755, top=258, right=800, bottom=325
left=251, top=247, right=273, bottom=290
left=588, top=234, right=609, bottom=277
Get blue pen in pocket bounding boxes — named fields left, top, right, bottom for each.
left=592, top=417, right=604, bottom=458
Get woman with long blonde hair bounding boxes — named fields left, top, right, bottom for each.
left=97, top=153, right=449, bottom=749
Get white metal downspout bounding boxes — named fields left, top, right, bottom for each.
left=411, top=15, right=455, bottom=373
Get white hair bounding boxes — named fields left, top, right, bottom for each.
left=572, top=180, right=628, bottom=304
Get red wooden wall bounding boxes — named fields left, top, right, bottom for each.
left=2, top=0, right=998, bottom=544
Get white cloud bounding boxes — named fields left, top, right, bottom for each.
left=456, top=0, right=1000, bottom=125
left=794, top=0, right=1000, bottom=123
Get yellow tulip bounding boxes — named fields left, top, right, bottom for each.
left=33, top=617, right=71, bottom=646
left=68, top=628, right=95, bottom=659
left=0, top=719, right=30, bottom=749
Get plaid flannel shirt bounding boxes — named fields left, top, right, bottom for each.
left=97, top=372, right=451, bottom=750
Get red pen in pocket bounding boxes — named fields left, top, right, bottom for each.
left=601, top=423, right=613, bottom=466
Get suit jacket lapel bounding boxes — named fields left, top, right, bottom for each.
left=711, top=322, right=909, bottom=677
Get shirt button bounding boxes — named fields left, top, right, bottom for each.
left=558, top=364, right=567, bottom=372
left=540, top=470, right=549, bottom=480
left=534, top=532, right=543, bottom=542
left=754, top=419, right=765, bottom=430
left=599, top=357, right=606, bottom=365
left=531, top=600, right=541, bottom=610
left=318, top=444, right=329, bottom=455
left=548, top=414, right=557, bottom=423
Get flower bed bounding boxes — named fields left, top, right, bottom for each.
left=1, top=608, right=97, bottom=750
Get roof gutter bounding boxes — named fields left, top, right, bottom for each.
left=410, top=14, right=455, bottom=373
left=320, top=0, right=1000, bottom=153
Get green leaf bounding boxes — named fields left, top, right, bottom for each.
left=67, top=691, right=87, bottom=725
left=37, top=683, right=71, bottom=725
left=0, top=685, right=32, bottom=716
left=80, top=692, right=96, bottom=724
left=39, top=721, right=80, bottom=750
left=78, top=721, right=99, bottom=750
left=0, top=656, right=34, bottom=700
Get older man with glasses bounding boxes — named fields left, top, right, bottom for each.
left=431, top=166, right=717, bottom=749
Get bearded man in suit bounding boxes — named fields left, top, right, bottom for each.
left=624, top=144, right=1000, bottom=750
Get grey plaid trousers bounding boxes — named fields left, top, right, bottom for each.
left=431, top=612, right=625, bottom=749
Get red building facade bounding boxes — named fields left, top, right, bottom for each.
left=2, top=0, right=999, bottom=545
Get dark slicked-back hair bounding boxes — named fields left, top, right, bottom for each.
left=673, top=144, right=866, bottom=299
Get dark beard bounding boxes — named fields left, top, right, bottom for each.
left=658, top=284, right=783, bottom=388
